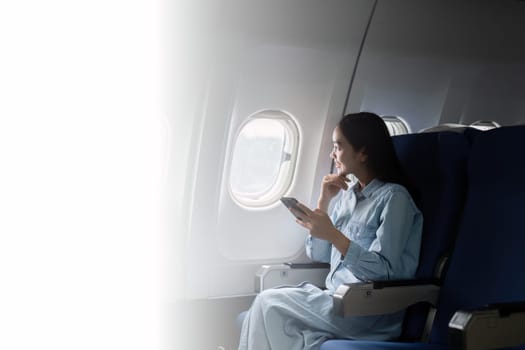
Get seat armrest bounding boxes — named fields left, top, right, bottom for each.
left=449, top=302, right=525, bottom=350
left=254, top=263, right=330, bottom=292
left=333, top=279, right=441, bottom=317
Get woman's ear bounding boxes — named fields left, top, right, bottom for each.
left=357, top=148, right=368, bottom=163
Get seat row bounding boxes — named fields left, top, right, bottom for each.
left=321, top=126, right=525, bottom=350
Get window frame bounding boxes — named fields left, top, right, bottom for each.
left=228, top=110, right=300, bottom=208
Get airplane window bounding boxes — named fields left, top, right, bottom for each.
left=229, top=111, right=299, bottom=207
left=382, top=115, right=411, bottom=136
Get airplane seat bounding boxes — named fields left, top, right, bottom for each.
left=468, top=119, right=501, bottom=130
left=419, top=120, right=500, bottom=134
left=418, top=123, right=469, bottom=133
left=428, top=125, right=525, bottom=349
left=320, top=340, right=445, bottom=350
left=391, top=131, right=473, bottom=341
left=391, top=131, right=473, bottom=280
left=321, top=125, right=525, bottom=350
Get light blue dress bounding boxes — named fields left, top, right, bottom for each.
left=238, top=179, right=423, bottom=350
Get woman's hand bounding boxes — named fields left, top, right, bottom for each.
left=318, top=174, right=350, bottom=211
left=291, top=203, right=350, bottom=256
left=291, top=203, right=336, bottom=240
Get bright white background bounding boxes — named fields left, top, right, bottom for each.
left=0, top=1, right=170, bottom=349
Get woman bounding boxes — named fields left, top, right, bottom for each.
left=238, top=112, right=423, bottom=350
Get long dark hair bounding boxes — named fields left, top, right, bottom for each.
left=338, top=112, right=417, bottom=199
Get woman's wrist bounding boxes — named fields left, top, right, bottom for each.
left=317, top=195, right=331, bottom=211
left=331, top=228, right=350, bottom=257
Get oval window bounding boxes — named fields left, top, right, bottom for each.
left=382, top=115, right=411, bottom=136
left=229, top=111, right=299, bottom=207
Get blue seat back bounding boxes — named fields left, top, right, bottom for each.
left=393, top=132, right=471, bottom=280
left=392, top=131, right=471, bottom=340
left=429, top=126, right=525, bottom=345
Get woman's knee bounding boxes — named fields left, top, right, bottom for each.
left=254, top=287, right=299, bottom=313
left=258, top=287, right=293, bottom=302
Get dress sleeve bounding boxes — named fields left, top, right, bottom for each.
left=305, top=235, right=331, bottom=263
left=341, top=189, right=422, bottom=281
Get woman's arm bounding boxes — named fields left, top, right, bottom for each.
left=300, top=173, right=352, bottom=262
left=342, top=190, right=422, bottom=281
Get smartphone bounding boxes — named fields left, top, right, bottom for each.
left=280, top=197, right=307, bottom=220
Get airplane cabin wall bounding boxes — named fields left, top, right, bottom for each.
left=173, top=0, right=525, bottom=301
left=180, top=0, right=375, bottom=299
left=168, top=0, right=525, bottom=348
left=346, top=0, right=525, bottom=131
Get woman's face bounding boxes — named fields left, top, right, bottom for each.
left=330, top=126, right=367, bottom=176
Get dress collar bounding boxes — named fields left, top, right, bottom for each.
left=350, top=178, right=384, bottom=199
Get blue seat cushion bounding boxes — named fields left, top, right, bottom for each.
left=320, top=340, right=445, bottom=350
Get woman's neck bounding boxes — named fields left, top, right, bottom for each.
left=356, top=171, right=376, bottom=190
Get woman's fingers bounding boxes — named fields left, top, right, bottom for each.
left=323, top=174, right=349, bottom=190
left=337, top=177, right=349, bottom=190
left=293, top=203, right=329, bottom=223
left=293, top=204, right=335, bottom=242
left=296, top=203, right=313, bottom=215
left=290, top=206, right=309, bottom=222
left=295, top=217, right=310, bottom=228
left=290, top=203, right=313, bottom=223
